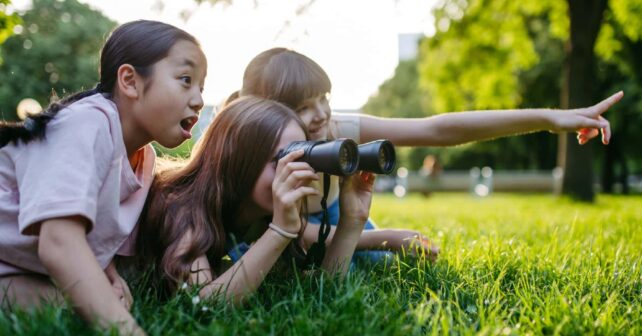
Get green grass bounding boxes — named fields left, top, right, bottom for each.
left=2, top=193, right=642, bottom=335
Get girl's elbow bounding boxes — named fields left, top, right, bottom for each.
left=38, top=231, right=69, bottom=269
left=37, top=219, right=87, bottom=268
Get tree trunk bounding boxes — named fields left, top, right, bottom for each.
left=560, top=0, right=608, bottom=202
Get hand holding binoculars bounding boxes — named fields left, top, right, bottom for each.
left=275, top=139, right=396, bottom=176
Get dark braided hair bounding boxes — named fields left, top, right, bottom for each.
left=0, top=20, right=199, bottom=148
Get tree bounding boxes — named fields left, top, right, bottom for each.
left=558, top=0, right=608, bottom=201
left=418, top=0, right=642, bottom=200
left=593, top=0, right=642, bottom=194
left=0, top=0, right=116, bottom=120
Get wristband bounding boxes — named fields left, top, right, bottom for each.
left=268, top=223, right=298, bottom=239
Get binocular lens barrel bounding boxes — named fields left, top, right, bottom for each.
left=276, top=139, right=359, bottom=176
left=276, top=139, right=396, bottom=176
left=357, top=140, right=396, bottom=174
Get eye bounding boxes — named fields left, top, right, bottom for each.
left=296, top=105, right=311, bottom=114
left=180, top=76, right=192, bottom=85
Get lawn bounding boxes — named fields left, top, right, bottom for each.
left=2, top=193, right=641, bottom=335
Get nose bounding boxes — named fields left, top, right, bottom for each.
left=312, top=102, right=327, bottom=121
left=190, top=89, right=204, bottom=114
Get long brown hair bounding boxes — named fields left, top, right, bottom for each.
left=236, top=48, right=332, bottom=110
left=138, top=96, right=308, bottom=292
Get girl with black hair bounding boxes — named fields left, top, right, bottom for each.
left=0, top=20, right=207, bottom=334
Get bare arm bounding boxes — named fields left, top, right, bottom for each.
left=194, top=150, right=319, bottom=305
left=321, top=172, right=376, bottom=275
left=38, top=217, right=143, bottom=335
left=304, top=227, right=439, bottom=262
left=359, top=91, right=623, bottom=147
left=195, top=229, right=292, bottom=305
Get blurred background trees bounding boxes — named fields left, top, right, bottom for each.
left=0, top=0, right=20, bottom=50
left=363, top=0, right=642, bottom=199
left=0, top=0, right=115, bottom=121
left=1, top=0, right=640, bottom=196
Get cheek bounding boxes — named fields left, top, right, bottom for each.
left=255, top=166, right=275, bottom=197
left=322, top=102, right=332, bottom=117
left=297, top=112, right=314, bottom=128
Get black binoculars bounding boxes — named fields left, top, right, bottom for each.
left=275, top=139, right=396, bottom=176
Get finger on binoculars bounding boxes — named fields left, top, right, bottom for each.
left=280, top=186, right=320, bottom=205
left=284, top=170, right=320, bottom=186
left=278, top=149, right=305, bottom=164
left=279, top=161, right=317, bottom=176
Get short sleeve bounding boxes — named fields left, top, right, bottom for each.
left=15, top=108, right=114, bottom=235
left=331, top=112, right=361, bottom=142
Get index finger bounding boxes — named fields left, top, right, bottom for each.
left=276, top=149, right=304, bottom=167
left=593, top=91, right=624, bottom=116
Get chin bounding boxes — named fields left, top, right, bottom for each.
left=310, top=132, right=328, bottom=141
left=160, top=137, right=187, bottom=149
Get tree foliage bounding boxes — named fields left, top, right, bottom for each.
left=418, top=0, right=568, bottom=113
left=0, top=0, right=116, bottom=121
left=0, top=0, right=20, bottom=47
left=362, top=59, right=430, bottom=119
left=0, top=0, right=21, bottom=67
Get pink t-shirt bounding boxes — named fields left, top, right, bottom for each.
left=0, top=93, right=155, bottom=276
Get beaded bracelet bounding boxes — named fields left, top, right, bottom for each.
left=268, top=223, right=298, bottom=239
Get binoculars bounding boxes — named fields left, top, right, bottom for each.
left=275, top=139, right=396, bottom=176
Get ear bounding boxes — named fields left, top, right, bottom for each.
left=116, top=64, right=142, bottom=99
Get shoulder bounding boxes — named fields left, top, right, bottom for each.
left=331, top=111, right=361, bottom=124
left=52, top=93, right=119, bottom=135
left=330, top=112, right=361, bottom=141
left=42, top=93, right=122, bottom=162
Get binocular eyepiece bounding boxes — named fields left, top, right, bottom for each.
left=275, top=139, right=396, bottom=176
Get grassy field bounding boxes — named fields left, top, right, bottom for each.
left=2, top=193, right=642, bottom=335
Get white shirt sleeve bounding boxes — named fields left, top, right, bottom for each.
left=330, top=112, right=361, bottom=142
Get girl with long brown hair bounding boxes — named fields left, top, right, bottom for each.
left=138, top=96, right=375, bottom=303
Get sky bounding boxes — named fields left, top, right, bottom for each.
left=11, top=0, right=437, bottom=109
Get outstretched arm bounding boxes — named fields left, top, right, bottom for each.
left=359, top=91, right=623, bottom=147
left=38, top=217, right=143, bottom=335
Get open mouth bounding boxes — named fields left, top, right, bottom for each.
left=180, top=116, right=198, bottom=133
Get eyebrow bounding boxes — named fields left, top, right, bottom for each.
left=179, top=58, right=196, bottom=68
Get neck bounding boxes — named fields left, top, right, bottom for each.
left=113, top=95, right=151, bottom=167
